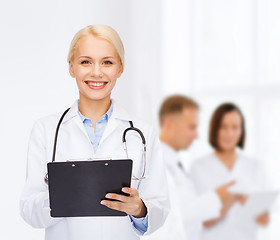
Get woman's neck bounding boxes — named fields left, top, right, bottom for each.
left=78, top=95, right=111, bottom=128
left=215, top=149, right=237, bottom=170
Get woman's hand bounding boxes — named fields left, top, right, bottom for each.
left=215, top=181, right=235, bottom=205
left=100, top=187, right=147, bottom=218
left=235, top=194, right=249, bottom=205
left=203, top=219, right=219, bottom=228
left=204, top=190, right=246, bottom=228
left=256, top=211, right=270, bottom=227
left=203, top=196, right=237, bottom=228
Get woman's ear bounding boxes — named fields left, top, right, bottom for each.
left=117, top=64, right=124, bottom=78
left=69, top=61, right=75, bottom=78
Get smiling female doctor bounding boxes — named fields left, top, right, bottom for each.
left=20, top=25, right=169, bottom=240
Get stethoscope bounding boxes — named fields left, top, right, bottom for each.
left=44, top=108, right=147, bottom=184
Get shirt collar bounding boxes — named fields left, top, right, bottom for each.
left=161, top=142, right=190, bottom=175
left=62, top=99, right=132, bottom=124
left=77, top=100, right=113, bottom=123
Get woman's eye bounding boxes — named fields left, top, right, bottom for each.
left=81, top=60, right=90, bottom=64
left=104, top=60, right=113, bottom=65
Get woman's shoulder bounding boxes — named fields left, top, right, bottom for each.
left=127, top=115, right=159, bottom=145
left=237, top=150, right=262, bottom=168
left=112, top=100, right=157, bottom=136
left=33, top=100, right=78, bottom=128
left=32, top=111, right=68, bottom=133
left=131, top=116, right=155, bottom=133
left=237, top=150, right=254, bottom=160
left=27, top=111, right=68, bottom=144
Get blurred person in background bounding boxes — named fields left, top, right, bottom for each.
left=191, top=103, right=269, bottom=240
left=143, top=95, right=237, bottom=240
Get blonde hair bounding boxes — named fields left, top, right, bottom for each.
left=67, top=24, right=125, bottom=67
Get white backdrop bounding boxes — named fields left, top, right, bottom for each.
left=162, top=0, right=280, bottom=239
left=1, top=0, right=279, bottom=239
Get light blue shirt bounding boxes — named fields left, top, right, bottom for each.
left=78, top=101, right=148, bottom=234
left=78, top=102, right=113, bottom=153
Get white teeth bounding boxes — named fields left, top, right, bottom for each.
left=87, top=82, right=105, bottom=86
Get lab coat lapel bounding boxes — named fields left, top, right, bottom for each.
left=99, top=99, right=132, bottom=147
left=62, top=100, right=91, bottom=144
left=99, top=116, right=119, bottom=147
left=62, top=99, right=132, bottom=150
left=72, top=115, right=92, bottom=143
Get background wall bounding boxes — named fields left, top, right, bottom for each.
left=162, top=0, right=280, bottom=239
left=0, top=0, right=279, bottom=239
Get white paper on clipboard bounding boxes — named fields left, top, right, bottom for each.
left=234, top=191, right=279, bottom=231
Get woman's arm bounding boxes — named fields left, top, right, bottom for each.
left=181, top=181, right=235, bottom=226
left=203, top=195, right=236, bottom=228
left=203, top=194, right=247, bottom=228
left=136, top=126, right=170, bottom=236
left=20, top=120, right=63, bottom=228
left=98, top=125, right=170, bottom=236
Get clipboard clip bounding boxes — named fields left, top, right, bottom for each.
left=67, top=158, right=113, bottom=162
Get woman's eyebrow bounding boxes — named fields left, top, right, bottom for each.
left=79, top=56, right=91, bottom=59
left=78, top=56, right=114, bottom=59
left=102, top=56, right=114, bottom=59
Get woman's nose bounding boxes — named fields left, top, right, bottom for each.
left=90, top=64, right=103, bottom=78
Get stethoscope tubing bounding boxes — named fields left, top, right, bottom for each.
left=45, top=108, right=147, bottom=184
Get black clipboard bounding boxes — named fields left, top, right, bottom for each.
left=47, top=159, right=133, bottom=217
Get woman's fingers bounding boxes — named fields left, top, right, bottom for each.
left=103, top=188, right=138, bottom=202
left=103, top=187, right=139, bottom=202
left=256, top=211, right=270, bottom=226
left=122, top=187, right=138, bottom=196
left=105, top=193, right=128, bottom=202
left=100, top=199, right=125, bottom=212
left=236, top=194, right=249, bottom=205
left=100, top=188, right=146, bottom=217
left=216, top=181, right=236, bottom=204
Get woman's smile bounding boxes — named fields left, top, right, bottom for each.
left=85, top=81, right=108, bottom=90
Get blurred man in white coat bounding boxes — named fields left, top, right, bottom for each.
left=143, top=95, right=237, bottom=240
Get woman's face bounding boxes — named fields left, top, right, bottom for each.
left=69, top=35, right=123, bottom=102
left=217, top=110, right=243, bottom=152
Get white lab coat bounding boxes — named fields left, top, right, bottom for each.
left=20, top=99, right=169, bottom=240
left=143, top=143, right=222, bottom=240
left=191, top=151, right=264, bottom=240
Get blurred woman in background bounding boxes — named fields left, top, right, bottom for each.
left=191, top=103, right=269, bottom=240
